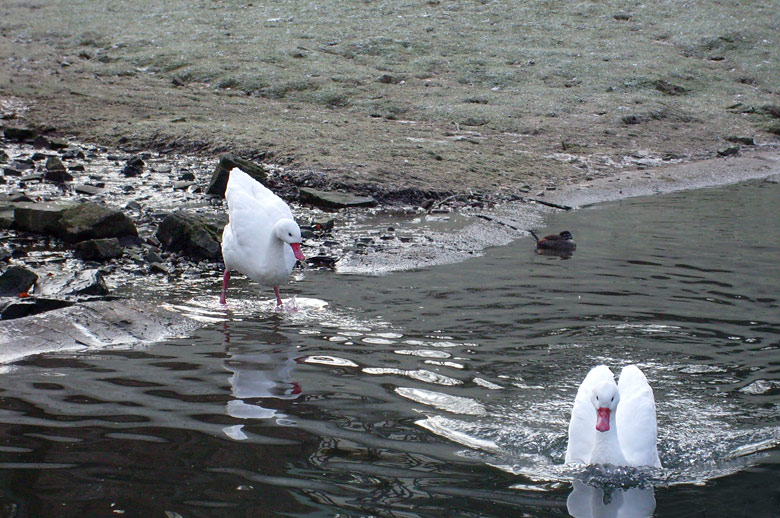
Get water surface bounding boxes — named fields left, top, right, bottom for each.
left=1, top=179, right=779, bottom=517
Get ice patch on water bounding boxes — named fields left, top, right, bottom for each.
left=364, top=368, right=462, bottom=386
left=303, top=356, right=359, bottom=368
left=396, top=387, right=486, bottom=415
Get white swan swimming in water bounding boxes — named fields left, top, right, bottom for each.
left=565, top=365, right=661, bottom=468
left=220, top=168, right=305, bottom=307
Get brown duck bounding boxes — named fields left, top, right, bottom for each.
left=529, top=230, right=576, bottom=251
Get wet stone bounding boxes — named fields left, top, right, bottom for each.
left=0, top=211, right=12, bottom=229
left=37, top=269, right=109, bottom=297
left=3, top=127, right=36, bottom=142
left=155, top=211, right=224, bottom=260
left=0, top=265, right=39, bottom=296
left=44, top=156, right=74, bottom=183
left=144, top=250, right=163, bottom=264
left=206, top=154, right=267, bottom=197
left=0, top=297, right=74, bottom=320
left=13, top=201, right=78, bottom=235
left=33, top=135, right=68, bottom=150
left=149, top=262, right=170, bottom=274
left=306, top=255, right=338, bottom=269
left=20, top=173, right=44, bottom=183
left=173, top=180, right=196, bottom=190
left=57, top=202, right=139, bottom=243
left=121, top=156, right=145, bottom=177
left=61, top=149, right=86, bottom=160
left=74, top=238, right=123, bottom=261
left=74, top=184, right=102, bottom=196
left=717, top=146, right=740, bottom=157
left=10, top=159, right=34, bottom=171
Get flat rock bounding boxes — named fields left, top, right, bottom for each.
left=155, top=211, right=224, bottom=260
left=0, top=297, right=74, bottom=320
left=74, top=184, right=102, bottom=195
left=36, top=269, right=109, bottom=297
left=206, top=154, right=267, bottom=197
left=0, top=265, right=38, bottom=296
left=0, top=299, right=200, bottom=364
left=299, top=187, right=377, bottom=209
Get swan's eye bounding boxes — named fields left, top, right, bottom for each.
left=610, top=396, right=614, bottom=402
left=288, top=232, right=292, bottom=236
left=595, top=396, right=599, bottom=401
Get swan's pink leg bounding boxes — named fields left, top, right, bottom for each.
left=274, top=287, right=283, bottom=306
left=220, top=270, right=230, bottom=304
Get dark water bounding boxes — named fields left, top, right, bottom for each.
left=2, top=180, right=779, bottom=517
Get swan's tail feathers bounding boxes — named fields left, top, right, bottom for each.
left=529, top=230, right=540, bottom=242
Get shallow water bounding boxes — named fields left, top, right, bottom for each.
left=2, top=179, right=779, bottom=517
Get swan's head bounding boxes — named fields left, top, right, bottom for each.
left=591, top=381, right=620, bottom=433
left=274, top=218, right=305, bottom=261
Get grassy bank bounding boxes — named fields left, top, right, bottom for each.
left=1, top=0, right=778, bottom=197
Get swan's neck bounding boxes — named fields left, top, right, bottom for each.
left=589, top=411, right=626, bottom=466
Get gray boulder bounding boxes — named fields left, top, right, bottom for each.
left=56, top=202, right=139, bottom=242
left=206, top=154, right=267, bottom=197
left=156, top=211, right=224, bottom=260
left=13, top=201, right=137, bottom=243
left=13, top=201, right=78, bottom=234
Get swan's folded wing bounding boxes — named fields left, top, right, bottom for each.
left=616, top=366, right=661, bottom=468
left=565, top=365, right=614, bottom=464
left=227, top=168, right=293, bottom=220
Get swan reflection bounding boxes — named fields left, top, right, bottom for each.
left=567, top=481, right=655, bottom=518
left=222, top=346, right=302, bottom=440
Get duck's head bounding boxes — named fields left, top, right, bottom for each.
left=591, top=381, right=620, bottom=433
left=275, top=218, right=305, bottom=261
left=559, top=231, right=573, bottom=241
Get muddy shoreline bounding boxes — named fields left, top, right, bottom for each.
left=1, top=127, right=778, bottom=361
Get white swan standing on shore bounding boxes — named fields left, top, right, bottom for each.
left=565, top=365, right=662, bottom=468
left=220, top=168, right=305, bottom=307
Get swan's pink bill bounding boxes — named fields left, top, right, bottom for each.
left=596, top=407, right=610, bottom=432
left=290, top=243, right=305, bottom=261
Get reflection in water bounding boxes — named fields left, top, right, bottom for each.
left=220, top=322, right=303, bottom=439
left=567, top=481, right=655, bottom=518
left=535, top=247, right=575, bottom=259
